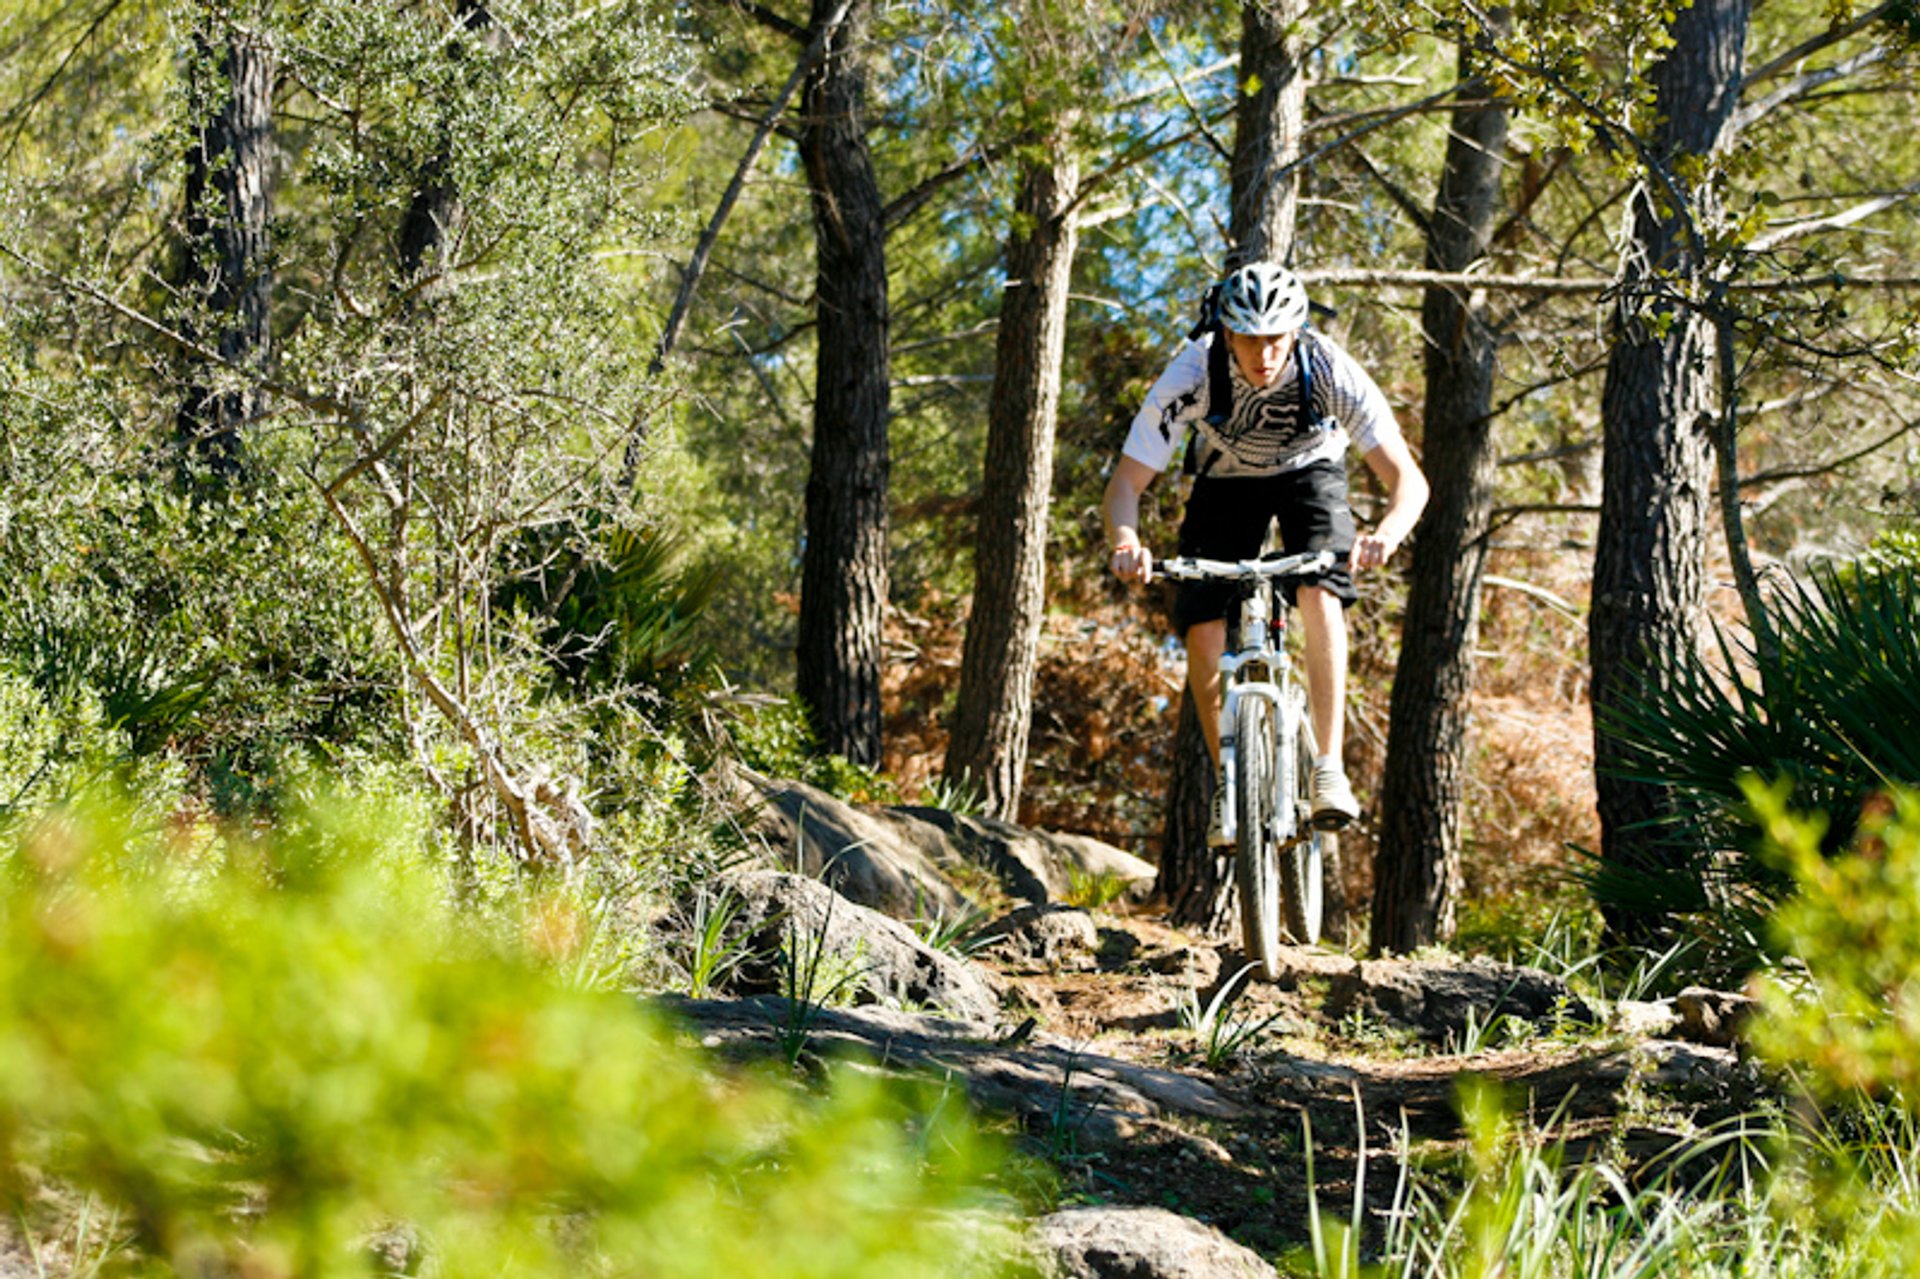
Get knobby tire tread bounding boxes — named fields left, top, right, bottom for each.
left=1233, top=695, right=1282, bottom=980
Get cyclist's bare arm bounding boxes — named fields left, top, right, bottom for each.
left=1102, top=456, right=1160, bottom=584
left=1353, top=436, right=1429, bottom=573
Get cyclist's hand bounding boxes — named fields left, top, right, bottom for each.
left=1109, top=541, right=1154, bottom=584
left=1350, top=532, right=1399, bottom=572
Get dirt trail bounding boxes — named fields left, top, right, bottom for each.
left=668, top=903, right=1760, bottom=1260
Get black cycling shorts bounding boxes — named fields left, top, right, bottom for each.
left=1170, top=459, right=1358, bottom=635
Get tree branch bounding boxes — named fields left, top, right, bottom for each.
left=1733, top=45, right=1889, bottom=134
left=1738, top=414, right=1920, bottom=489
left=1749, top=179, right=1920, bottom=254
left=719, top=0, right=805, bottom=43
left=1741, top=0, right=1900, bottom=87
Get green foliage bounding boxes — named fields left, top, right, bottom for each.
left=0, top=795, right=1021, bottom=1277
left=1749, top=781, right=1920, bottom=1101
left=1590, top=561, right=1920, bottom=968
left=500, top=522, right=723, bottom=705
left=1062, top=865, right=1133, bottom=912
left=680, top=882, right=752, bottom=998
left=722, top=696, right=901, bottom=804
left=1177, top=964, right=1284, bottom=1069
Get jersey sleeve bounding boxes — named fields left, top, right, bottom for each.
left=1119, top=338, right=1211, bottom=474
left=1314, top=334, right=1402, bottom=455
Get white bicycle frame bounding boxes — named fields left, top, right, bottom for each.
left=1161, top=550, right=1334, bottom=846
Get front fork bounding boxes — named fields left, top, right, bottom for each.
left=1216, top=665, right=1283, bottom=847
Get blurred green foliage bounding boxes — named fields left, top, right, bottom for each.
left=1751, top=780, right=1920, bottom=1100
left=1745, top=780, right=1920, bottom=1268
left=0, top=796, right=1024, bottom=1277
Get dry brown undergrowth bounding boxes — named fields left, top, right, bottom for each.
left=881, top=542, right=1603, bottom=945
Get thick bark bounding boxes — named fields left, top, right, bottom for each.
left=1158, top=688, right=1236, bottom=936
left=1372, top=31, right=1511, bottom=955
left=175, top=21, right=275, bottom=475
left=945, top=147, right=1081, bottom=820
left=1228, top=0, right=1307, bottom=265
left=1590, top=0, right=1750, bottom=941
left=795, top=0, right=890, bottom=767
left=1157, top=0, right=1308, bottom=930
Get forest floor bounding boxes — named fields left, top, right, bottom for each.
left=674, top=893, right=1761, bottom=1266
left=981, top=907, right=1757, bottom=1261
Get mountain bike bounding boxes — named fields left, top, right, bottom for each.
left=1159, top=548, right=1335, bottom=977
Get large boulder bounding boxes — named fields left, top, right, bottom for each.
left=1034, top=1207, right=1278, bottom=1279
left=726, top=870, right=1002, bottom=1027
left=742, top=773, right=1156, bottom=917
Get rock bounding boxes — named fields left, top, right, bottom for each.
left=661, top=996, right=1244, bottom=1152
left=739, top=774, right=1157, bottom=920
left=726, top=870, right=1001, bottom=1027
left=1674, top=987, right=1755, bottom=1048
left=1610, top=999, right=1680, bottom=1039
left=746, top=775, right=975, bottom=919
left=1325, top=955, right=1594, bottom=1043
left=1034, top=1207, right=1278, bottom=1279
left=890, top=806, right=1157, bottom=905
left=975, top=904, right=1099, bottom=966
left=1145, top=944, right=1223, bottom=988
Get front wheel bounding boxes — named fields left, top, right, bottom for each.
left=1233, top=694, right=1282, bottom=980
left=1282, top=687, right=1326, bottom=945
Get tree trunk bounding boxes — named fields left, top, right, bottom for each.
left=1590, top=0, right=1749, bottom=942
left=795, top=0, right=890, bottom=767
left=1158, top=688, right=1236, bottom=934
left=175, top=19, right=275, bottom=476
left=397, top=1, right=492, bottom=284
left=944, top=145, right=1080, bottom=820
left=1372, top=25, right=1511, bottom=955
left=1158, top=0, right=1307, bottom=931
left=1228, top=0, right=1307, bottom=265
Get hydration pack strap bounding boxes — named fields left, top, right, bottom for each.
left=1182, top=328, right=1315, bottom=478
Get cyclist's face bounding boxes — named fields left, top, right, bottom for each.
left=1225, top=328, right=1296, bottom=389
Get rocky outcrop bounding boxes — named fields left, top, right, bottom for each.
left=1317, top=953, right=1595, bottom=1043
left=741, top=774, right=1156, bottom=918
left=726, top=870, right=1002, bottom=1027
left=744, top=776, right=975, bottom=918
left=893, top=805, right=1157, bottom=906
left=1033, top=1207, right=1278, bottom=1279
left=1674, top=987, right=1755, bottom=1049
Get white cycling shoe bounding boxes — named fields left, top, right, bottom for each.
left=1309, top=759, right=1360, bottom=831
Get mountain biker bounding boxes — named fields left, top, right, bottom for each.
left=1102, top=262, right=1428, bottom=842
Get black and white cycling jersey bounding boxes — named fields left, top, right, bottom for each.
left=1119, top=328, right=1401, bottom=479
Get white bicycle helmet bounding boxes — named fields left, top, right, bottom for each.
left=1215, top=263, right=1309, bottom=335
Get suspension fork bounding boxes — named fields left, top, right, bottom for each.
left=1216, top=665, right=1283, bottom=846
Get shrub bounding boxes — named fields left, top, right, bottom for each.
left=0, top=797, right=1022, bottom=1277
left=1590, top=561, right=1920, bottom=966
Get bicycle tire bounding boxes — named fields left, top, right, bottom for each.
left=1233, top=693, right=1283, bottom=980
left=1282, top=686, right=1326, bottom=945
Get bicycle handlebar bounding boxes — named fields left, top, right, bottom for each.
left=1156, top=548, right=1338, bottom=582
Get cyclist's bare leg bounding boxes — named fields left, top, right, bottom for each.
left=1183, top=619, right=1228, bottom=764
left=1296, top=585, right=1346, bottom=760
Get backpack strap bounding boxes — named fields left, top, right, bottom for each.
left=1185, top=326, right=1318, bottom=477
left=1181, top=326, right=1234, bottom=478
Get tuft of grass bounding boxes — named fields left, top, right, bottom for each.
left=1063, top=865, right=1133, bottom=911
left=1177, top=963, right=1285, bottom=1069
